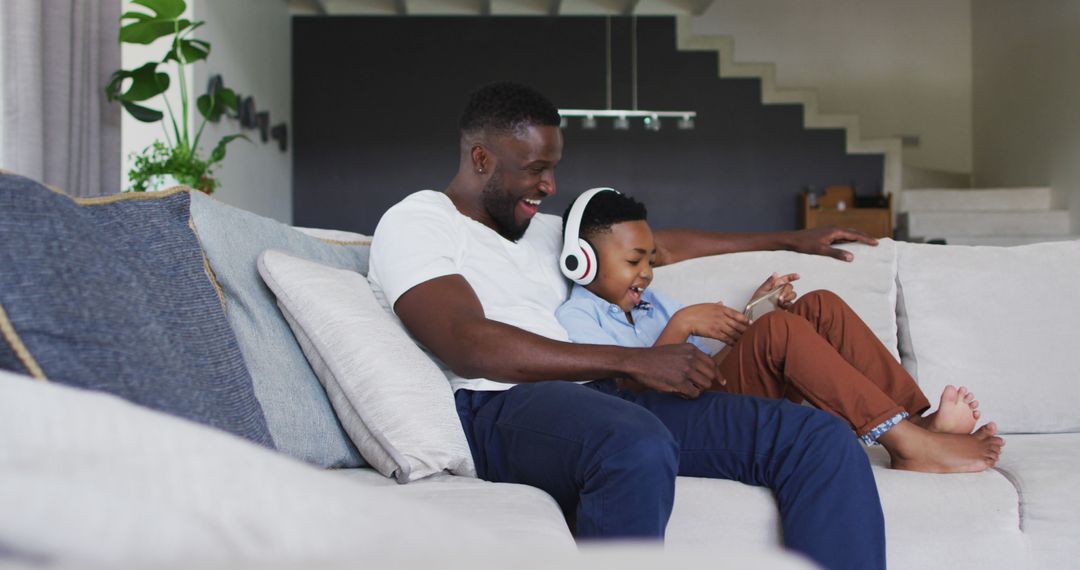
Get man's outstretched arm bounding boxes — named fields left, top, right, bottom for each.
left=652, top=226, right=879, bottom=267
left=393, top=274, right=717, bottom=398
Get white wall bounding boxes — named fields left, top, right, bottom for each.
left=692, top=0, right=973, bottom=174
left=191, top=0, right=292, bottom=223
left=119, top=0, right=292, bottom=223
left=973, top=0, right=1079, bottom=231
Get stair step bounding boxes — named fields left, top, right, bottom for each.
left=934, top=235, right=1080, bottom=247
left=900, top=187, right=1053, bottom=212
left=902, top=210, right=1071, bottom=237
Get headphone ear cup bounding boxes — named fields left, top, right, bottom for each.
left=577, top=238, right=598, bottom=286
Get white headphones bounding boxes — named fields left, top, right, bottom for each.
left=560, top=187, right=620, bottom=285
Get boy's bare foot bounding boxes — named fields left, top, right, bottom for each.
left=911, top=384, right=980, bottom=434
left=879, top=421, right=1004, bottom=474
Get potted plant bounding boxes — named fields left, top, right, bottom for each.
left=105, top=0, right=245, bottom=194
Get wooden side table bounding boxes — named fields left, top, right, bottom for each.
left=800, top=186, right=892, bottom=239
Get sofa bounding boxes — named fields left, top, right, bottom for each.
left=1, top=173, right=1077, bottom=568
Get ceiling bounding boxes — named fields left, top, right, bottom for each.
left=287, top=0, right=712, bottom=17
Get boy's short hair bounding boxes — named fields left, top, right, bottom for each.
left=562, top=191, right=648, bottom=241
left=459, top=82, right=561, bottom=138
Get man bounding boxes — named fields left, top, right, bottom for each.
left=368, top=82, right=885, bottom=569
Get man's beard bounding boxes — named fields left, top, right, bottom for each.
left=481, top=168, right=531, bottom=241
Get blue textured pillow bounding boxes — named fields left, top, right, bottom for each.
left=0, top=174, right=274, bottom=448
left=190, top=191, right=368, bottom=468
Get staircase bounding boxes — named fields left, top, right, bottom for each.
left=898, top=187, right=1077, bottom=246
left=673, top=17, right=902, bottom=197
left=291, top=0, right=903, bottom=196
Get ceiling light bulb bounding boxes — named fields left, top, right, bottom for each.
left=582, top=115, right=598, bottom=130
left=613, top=115, right=630, bottom=130
left=560, top=116, right=568, bottom=129
left=645, top=115, right=661, bottom=131
left=678, top=115, right=694, bottom=130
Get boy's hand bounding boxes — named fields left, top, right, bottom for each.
left=750, top=272, right=800, bottom=309
left=673, top=303, right=751, bottom=345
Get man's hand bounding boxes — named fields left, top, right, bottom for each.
left=785, top=226, right=878, bottom=262
left=623, top=344, right=717, bottom=398
left=750, top=272, right=799, bottom=309
left=672, top=303, right=751, bottom=345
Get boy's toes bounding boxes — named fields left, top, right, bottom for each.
left=941, top=384, right=959, bottom=406
left=975, top=423, right=998, bottom=438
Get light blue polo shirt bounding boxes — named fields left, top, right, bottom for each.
left=556, top=284, right=713, bottom=354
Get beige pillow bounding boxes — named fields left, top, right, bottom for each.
left=257, top=249, right=475, bottom=482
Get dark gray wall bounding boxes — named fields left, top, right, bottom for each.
left=293, top=16, right=883, bottom=234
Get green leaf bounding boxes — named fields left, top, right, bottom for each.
left=119, top=18, right=191, bottom=45
left=196, top=93, right=218, bottom=122
left=218, top=88, right=238, bottom=112
left=131, top=0, right=187, bottom=20
left=122, top=101, right=164, bottom=123
left=209, top=134, right=248, bottom=164
left=113, top=62, right=170, bottom=102
left=163, top=38, right=210, bottom=64
left=196, top=87, right=238, bottom=122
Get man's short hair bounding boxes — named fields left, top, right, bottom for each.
left=459, top=82, right=561, bottom=138
left=563, top=191, right=648, bottom=241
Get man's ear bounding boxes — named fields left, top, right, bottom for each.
left=470, top=144, right=490, bottom=175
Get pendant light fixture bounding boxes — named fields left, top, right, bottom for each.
left=559, top=17, right=696, bottom=132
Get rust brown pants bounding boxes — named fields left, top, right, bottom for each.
left=715, top=290, right=931, bottom=437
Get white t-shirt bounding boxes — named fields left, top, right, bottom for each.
left=368, top=190, right=572, bottom=392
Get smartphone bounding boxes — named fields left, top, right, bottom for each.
left=743, top=285, right=786, bottom=320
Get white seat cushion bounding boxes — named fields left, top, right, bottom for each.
left=666, top=448, right=1030, bottom=569
left=0, top=370, right=496, bottom=565
left=992, top=433, right=1080, bottom=568
left=864, top=446, right=1030, bottom=569
left=652, top=240, right=900, bottom=359
left=335, top=468, right=576, bottom=550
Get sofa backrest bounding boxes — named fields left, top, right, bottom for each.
left=651, top=240, right=900, bottom=359
left=895, top=240, right=1080, bottom=434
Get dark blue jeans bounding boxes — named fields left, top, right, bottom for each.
left=455, top=379, right=885, bottom=570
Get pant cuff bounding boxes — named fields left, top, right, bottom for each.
left=859, top=411, right=909, bottom=446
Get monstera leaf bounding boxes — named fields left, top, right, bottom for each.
left=209, top=134, right=249, bottom=165
left=196, top=87, right=238, bottom=123
left=104, top=62, right=171, bottom=123
left=164, top=36, right=210, bottom=64
left=120, top=0, right=191, bottom=45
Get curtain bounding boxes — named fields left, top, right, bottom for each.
left=0, top=0, right=121, bottom=198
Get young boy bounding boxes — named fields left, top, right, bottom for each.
left=556, top=189, right=1005, bottom=473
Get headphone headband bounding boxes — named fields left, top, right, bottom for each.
left=560, top=187, right=619, bottom=285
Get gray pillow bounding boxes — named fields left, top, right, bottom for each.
left=0, top=174, right=274, bottom=448
left=189, top=191, right=368, bottom=468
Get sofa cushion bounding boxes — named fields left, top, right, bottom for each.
left=258, top=250, right=475, bottom=482
left=896, top=241, right=1080, bottom=433
left=189, top=191, right=368, bottom=468
left=666, top=449, right=1030, bottom=569
left=335, top=468, right=575, bottom=549
left=992, top=433, right=1080, bottom=568
left=864, top=446, right=1030, bottom=569
left=0, top=369, right=499, bottom=565
left=652, top=240, right=900, bottom=359
left=0, top=175, right=272, bottom=447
